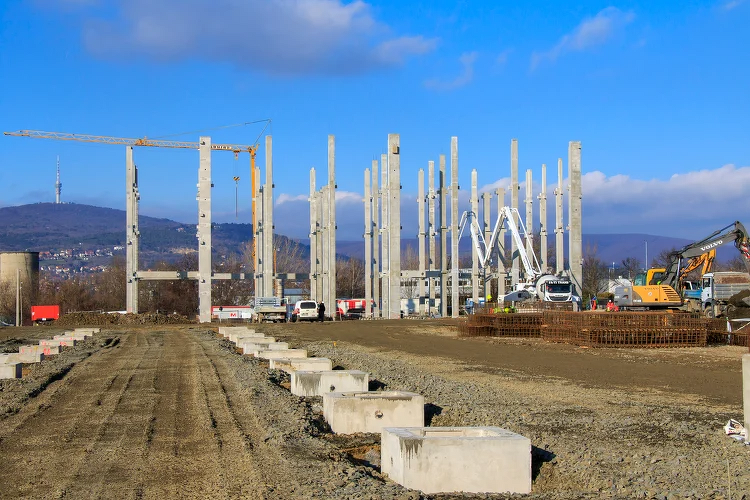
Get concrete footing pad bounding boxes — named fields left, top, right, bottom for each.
left=269, top=357, right=333, bottom=373
left=238, top=342, right=287, bottom=355
left=323, top=391, right=424, bottom=434
left=51, top=336, right=78, bottom=346
left=219, top=326, right=256, bottom=338
left=291, top=370, right=369, bottom=397
left=39, top=339, right=69, bottom=348
left=21, top=345, right=59, bottom=356
left=0, top=351, right=45, bottom=363
left=232, top=334, right=272, bottom=344
left=255, top=349, right=307, bottom=360
left=0, top=362, right=23, bottom=379
left=381, top=426, right=532, bottom=494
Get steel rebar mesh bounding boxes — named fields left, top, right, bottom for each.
left=542, top=311, right=708, bottom=348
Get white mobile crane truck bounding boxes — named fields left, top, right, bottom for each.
left=459, top=206, right=577, bottom=304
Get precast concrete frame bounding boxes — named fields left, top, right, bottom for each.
left=358, top=136, right=585, bottom=319
left=126, top=135, right=307, bottom=323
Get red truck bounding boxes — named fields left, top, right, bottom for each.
left=31, top=305, right=60, bottom=323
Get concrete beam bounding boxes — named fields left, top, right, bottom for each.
left=198, top=136, right=212, bottom=323
left=417, top=168, right=426, bottom=314
left=381, top=153, right=389, bottom=318
left=568, top=141, right=583, bottom=296
left=372, top=159, right=380, bottom=318
left=263, top=135, right=274, bottom=297
left=450, top=137, right=459, bottom=318
left=439, top=154, right=448, bottom=318
left=428, top=160, right=436, bottom=314
left=309, top=168, right=318, bottom=302
left=125, top=146, right=139, bottom=313
left=328, top=135, right=337, bottom=317
left=364, top=167, right=372, bottom=318
left=538, top=163, right=548, bottom=273
left=555, top=158, right=564, bottom=275
left=471, top=169, right=479, bottom=305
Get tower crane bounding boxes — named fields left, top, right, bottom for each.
left=4, top=128, right=262, bottom=257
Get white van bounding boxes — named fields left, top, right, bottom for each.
left=292, top=300, right=318, bottom=322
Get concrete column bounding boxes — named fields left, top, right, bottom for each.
left=744, top=354, right=750, bottom=434
left=255, top=167, right=263, bottom=296
left=496, top=188, right=506, bottom=298
left=381, top=154, right=389, bottom=319
left=198, top=136, right=212, bottom=323
left=321, top=185, right=330, bottom=315
left=315, top=189, right=324, bottom=301
left=309, top=168, right=318, bottom=301
left=418, top=168, right=426, bottom=315
left=388, top=134, right=401, bottom=319
left=328, top=135, right=337, bottom=318
left=372, top=160, right=380, bottom=318
left=525, top=169, right=533, bottom=271
left=125, top=146, right=139, bottom=314
left=568, top=142, right=583, bottom=296
left=555, top=158, right=564, bottom=275
left=439, top=155, right=448, bottom=318
left=364, top=167, right=372, bottom=318
left=263, top=136, right=274, bottom=297
left=482, top=192, right=491, bottom=301
left=450, top=137, right=459, bottom=318
left=539, top=163, right=548, bottom=273
left=428, top=161, right=436, bottom=314
left=510, top=139, right=519, bottom=287
left=470, top=169, right=479, bottom=306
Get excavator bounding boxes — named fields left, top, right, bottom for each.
left=614, top=221, right=750, bottom=310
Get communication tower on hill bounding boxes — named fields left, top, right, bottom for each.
left=55, top=155, right=62, bottom=204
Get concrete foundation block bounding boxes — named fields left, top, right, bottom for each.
left=228, top=332, right=263, bottom=343
left=39, top=339, right=68, bottom=348
left=291, top=370, right=369, bottom=397
left=239, top=341, right=287, bottom=353
left=0, top=362, right=22, bottom=379
left=324, top=391, right=424, bottom=434
left=255, top=349, right=307, bottom=360
left=50, top=337, right=78, bottom=346
left=74, top=327, right=100, bottom=334
left=9, top=351, right=45, bottom=363
left=381, top=426, right=531, bottom=494
left=21, top=345, right=59, bottom=356
left=219, top=326, right=256, bottom=338
left=233, top=334, right=272, bottom=344
left=269, top=357, right=333, bottom=373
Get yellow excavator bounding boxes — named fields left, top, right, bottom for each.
left=614, top=222, right=750, bottom=310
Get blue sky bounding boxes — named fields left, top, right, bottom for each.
left=1, top=0, right=748, bottom=241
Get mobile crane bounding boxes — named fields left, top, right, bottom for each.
left=458, top=206, right=576, bottom=303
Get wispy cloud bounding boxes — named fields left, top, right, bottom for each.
left=721, top=0, right=745, bottom=11
left=495, top=48, right=512, bottom=66
left=39, top=0, right=437, bottom=75
left=424, top=51, right=478, bottom=91
left=531, top=7, right=635, bottom=69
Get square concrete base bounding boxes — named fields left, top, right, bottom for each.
left=52, top=336, right=78, bottom=346
left=291, top=370, right=369, bottom=397
left=233, top=335, right=273, bottom=344
left=381, top=426, right=531, bottom=494
left=74, top=327, right=100, bottom=334
left=323, top=391, right=424, bottom=434
left=39, top=339, right=68, bottom=348
left=239, top=342, right=287, bottom=355
left=269, top=357, right=333, bottom=373
left=7, top=351, right=45, bottom=363
left=255, top=349, right=307, bottom=360
left=0, top=363, right=22, bottom=379
left=21, top=345, right=59, bottom=356
left=219, top=326, right=256, bottom=338
left=228, top=332, right=263, bottom=343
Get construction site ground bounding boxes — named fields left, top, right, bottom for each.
left=0, top=319, right=748, bottom=499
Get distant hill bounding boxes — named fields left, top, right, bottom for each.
left=0, top=203, right=737, bottom=269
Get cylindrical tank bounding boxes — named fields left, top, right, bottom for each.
left=0, top=252, right=40, bottom=305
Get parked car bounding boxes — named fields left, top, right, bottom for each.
left=343, top=307, right=365, bottom=320
left=292, top=300, right=318, bottom=322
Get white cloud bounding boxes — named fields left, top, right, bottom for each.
left=44, top=0, right=437, bottom=75
left=276, top=193, right=309, bottom=205
left=495, top=48, right=512, bottom=66
left=531, top=7, right=635, bottom=69
left=424, top=51, right=478, bottom=91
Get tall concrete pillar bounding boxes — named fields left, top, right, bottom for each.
left=525, top=169, right=533, bottom=270
left=125, top=146, right=139, bottom=314
left=428, top=160, right=436, bottom=314
left=315, top=189, right=324, bottom=300
left=388, top=134, right=401, bottom=319
left=381, top=154, right=389, bottom=319
left=744, top=354, right=750, bottom=434
left=372, top=159, right=380, bottom=318
left=198, top=136, right=212, bottom=323
left=309, top=168, right=318, bottom=301
left=539, top=163, right=548, bottom=273
left=439, top=155, right=448, bottom=317
left=255, top=167, right=263, bottom=296
left=568, top=142, right=583, bottom=296
left=470, top=169, right=479, bottom=306
left=263, top=136, right=274, bottom=297
left=364, top=168, right=372, bottom=318
left=510, top=139, right=520, bottom=287
left=482, top=192, right=491, bottom=301
left=450, top=137, right=459, bottom=318
left=321, top=184, right=330, bottom=314
left=328, top=136, right=337, bottom=317
left=496, top=188, right=506, bottom=298
left=555, top=158, right=564, bottom=275
left=417, top=168, right=426, bottom=315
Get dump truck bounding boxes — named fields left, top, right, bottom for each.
left=698, top=272, right=750, bottom=318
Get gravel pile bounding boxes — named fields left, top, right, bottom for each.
left=56, top=312, right=193, bottom=326
left=279, top=339, right=750, bottom=499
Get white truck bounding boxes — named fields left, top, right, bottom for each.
left=253, top=297, right=288, bottom=323
left=699, top=272, right=750, bottom=318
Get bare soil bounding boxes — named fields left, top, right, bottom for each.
left=0, top=319, right=748, bottom=499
